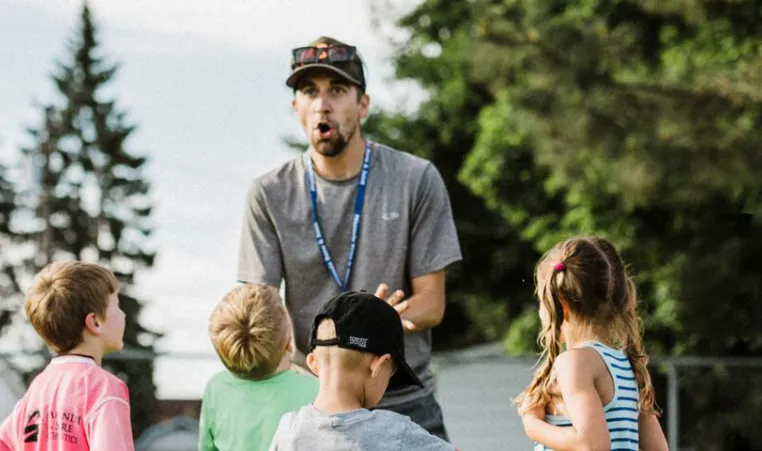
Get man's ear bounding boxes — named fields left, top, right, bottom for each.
left=292, top=97, right=298, bottom=113
left=369, top=353, right=392, bottom=378
left=84, top=312, right=101, bottom=336
left=359, top=93, right=370, bottom=120
left=306, top=351, right=320, bottom=377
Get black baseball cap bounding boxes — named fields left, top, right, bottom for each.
left=309, top=291, right=423, bottom=391
left=286, top=36, right=366, bottom=91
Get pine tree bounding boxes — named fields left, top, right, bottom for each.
left=14, top=4, right=160, bottom=437
left=0, top=142, right=19, bottom=334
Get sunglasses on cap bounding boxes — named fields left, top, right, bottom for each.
left=291, top=45, right=357, bottom=69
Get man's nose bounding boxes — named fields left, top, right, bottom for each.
left=312, top=92, right=332, bottom=113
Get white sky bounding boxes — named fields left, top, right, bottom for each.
left=0, top=0, right=423, bottom=398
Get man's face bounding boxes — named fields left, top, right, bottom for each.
left=292, top=71, right=369, bottom=157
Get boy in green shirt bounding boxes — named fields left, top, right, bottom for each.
left=199, top=284, right=318, bottom=451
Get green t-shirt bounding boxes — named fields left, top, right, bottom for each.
left=198, top=369, right=319, bottom=451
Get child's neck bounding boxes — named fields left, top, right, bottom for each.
left=271, top=352, right=292, bottom=376
left=313, top=373, right=366, bottom=414
left=64, top=339, right=105, bottom=366
left=561, top=322, right=602, bottom=350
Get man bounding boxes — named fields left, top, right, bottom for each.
left=237, top=36, right=462, bottom=440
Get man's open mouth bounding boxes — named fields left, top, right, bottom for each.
left=317, top=122, right=333, bottom=139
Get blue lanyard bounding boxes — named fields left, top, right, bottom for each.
left=305, top=140, right=372, bottom=291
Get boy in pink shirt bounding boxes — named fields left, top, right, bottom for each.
left=0, top=261, right=134, bottom=450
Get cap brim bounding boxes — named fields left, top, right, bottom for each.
left=286, top=64, right=363, bottom=89
left=387, top=359, right=424, bottom=391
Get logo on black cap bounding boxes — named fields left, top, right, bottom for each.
left=310, top=291, right=423, bottom=390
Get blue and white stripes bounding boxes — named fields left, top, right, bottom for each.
left=533, top=342, right=639, bottom=451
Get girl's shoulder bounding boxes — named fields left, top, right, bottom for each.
left=553, top=347, right=609, bottom=382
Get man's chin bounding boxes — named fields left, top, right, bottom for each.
left=313, top=141, right=345, bottom=157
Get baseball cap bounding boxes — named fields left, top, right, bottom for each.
left=286, top=36, right=366, bottom=91
left=309, top=291, right=423, bottom=391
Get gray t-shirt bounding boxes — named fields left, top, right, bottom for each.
left=268, top=405, right=456, bottom=451
left=237, top=143, right=462, bottom=406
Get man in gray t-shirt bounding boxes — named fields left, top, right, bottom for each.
left=237, top=36, right=462, bottom=439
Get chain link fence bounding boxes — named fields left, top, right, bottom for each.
left=2, top=346, right=762, bottom=450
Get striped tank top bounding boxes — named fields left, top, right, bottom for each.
left=534, top=341, right=640, bottom=451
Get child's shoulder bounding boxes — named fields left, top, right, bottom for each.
left=553, top=347, right=609, bottom=381
left=86, top=365, right=130, bottom=398
left=203, top=369, right=317, bottom=395
left=370, top=408, right=411, bottom=423
left=25, top=361, right=129, bottom=407
left=281, top=369, right=318, bottom=385
left=368, top=409, right=420, bottom=434
left=379, top=410, right=454, bottom=450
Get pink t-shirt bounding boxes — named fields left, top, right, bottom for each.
left=0, top=355, right=134, bottom=451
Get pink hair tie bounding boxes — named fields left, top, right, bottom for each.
left=553, top=262, right=566, bottom=272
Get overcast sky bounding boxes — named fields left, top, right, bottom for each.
left=0, top=0, right=423, bottom=398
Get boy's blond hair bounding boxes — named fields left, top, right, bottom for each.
left=25, top=261, right=119, bottom=353
left=313, top=318, right=369, bottom=371
left=209, top=284, right=291, bottom=379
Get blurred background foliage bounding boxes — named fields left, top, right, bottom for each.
left=364, top=0, right=762, bottom=447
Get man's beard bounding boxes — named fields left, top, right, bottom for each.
left=313, top=127, right=353, bottom=157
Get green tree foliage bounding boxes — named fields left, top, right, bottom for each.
left=12, top=5, right=160, bottom=437
left=363, top=12, right=556, bottom=349
left=373, top=0, right=762, bottom=447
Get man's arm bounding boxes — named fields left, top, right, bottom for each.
left=376, top=271, right=446, bottom=332
left=384, top=161, right=460, bottom=332
left=237, top=181, right=283, bottom=286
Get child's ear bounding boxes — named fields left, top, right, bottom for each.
left=285, top=334, right=294, bottom=353
left=306, top=352, right=320, bottom=377
left=369, top=353, right=393, bottom=378
left=84, top=312, right=101, bottom=335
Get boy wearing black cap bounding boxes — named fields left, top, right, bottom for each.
left=268, top=292, right=456, bottom=451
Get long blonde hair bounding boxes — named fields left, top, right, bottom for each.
left=514, top=236, right=659, bottom=416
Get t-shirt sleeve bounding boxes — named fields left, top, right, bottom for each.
left=267, top=412, right=294, bottom=451
left=237, top=180, right=284, bottom=286
left=198, top=387, right=217, bottom=451
left=400, top=417, right=456, bottom=450
left=408, top=163, right=462, bottom=277
left=85, top=384, right=134, bottom=451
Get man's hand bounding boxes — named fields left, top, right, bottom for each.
left=374, top=283, right=417, bottom=332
